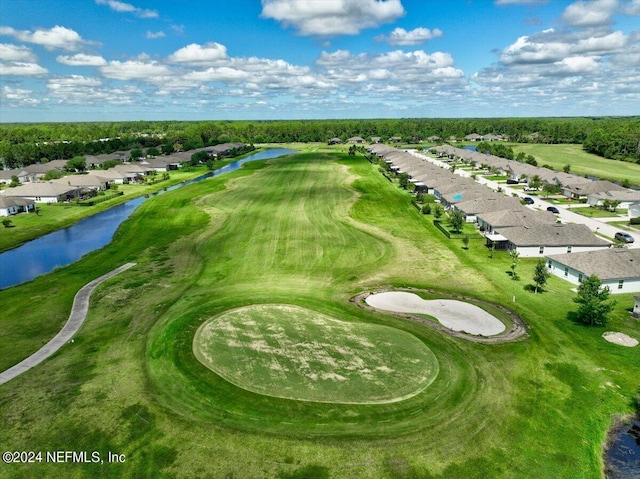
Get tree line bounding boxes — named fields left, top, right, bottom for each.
left=1, top=117, right=638, bottom=169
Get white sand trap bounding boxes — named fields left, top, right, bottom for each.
left=365, top=291, right=506, bottom=336
left=602, top=331, right=638, bottom=347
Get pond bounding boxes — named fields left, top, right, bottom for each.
left=605, top=419, right=640, bottom=479
left=0, top=148, right=296, bottom=290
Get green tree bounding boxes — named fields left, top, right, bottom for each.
left=146, top=147, right=160, bottom=157
left=448, top=209, right=464, bottom=234
left=532, top=258, right=550, bottom=293
left=65, top=156, right=86, bottom=172
left=130, top=148, right=143, bottom=161
left=509, top=249, right=520, bottom=280
left=528, top=174, right=542, bottom=191
left=433, top=204, right=443, bottom=222
left=43, top=169, right=64, bottom=180
left=542, top=183, right=561, bottom=198
left=398, top=172, right=411, bottom=189
left=2, top=219, right=12, bottom=228
left=573, top=276, right=616, bottom=326
left=9, top=175, right=20, bottom=187
left=563, top=164, right=571, bottom=173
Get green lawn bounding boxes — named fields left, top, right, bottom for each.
left=0, top=150, right=638, bottom=478
left=510, top=143, right=640, bottom=185
left=570, top=207, right=627, bottom=218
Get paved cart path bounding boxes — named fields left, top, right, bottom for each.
left=0, top=263, right=136, bottom=386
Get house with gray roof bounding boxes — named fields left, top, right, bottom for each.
left=495, top=223, right=610, bottom=257
left=633, top=295, right=640, bottom=318
left=0, top=182, right=81, bottom=203
left=546, top=248, right=640, bottom=294
left=587, top=189, right=640, bottom=210
left=0, top=196, right=36, bottom=216
left=454, top=196, right=523, bottom=222
left=562, top=180, right=628, bottom=200
left=477, top=208, right=556, bottom=237
left=52, top=174, right=110, bottom=191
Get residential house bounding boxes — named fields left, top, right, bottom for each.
left=587, top=190, right=640, bottom=211
left=546, top=249, right=640, bottom=294
left=562, top=180, right=628, bottom=201
left=0, top=196, right=36, bottom=216
left=633, top=295, right=640, bottom=318
left=347, top=137, right=365, bottom=144
left=52, top=174, right=110, bottom=192
left=328, top=138, right=343, bottom=145
left=23, top=160, right=68, bottom=181
left=0, top=182, right=81, bottom=203
left=454, top=196, right=523, bottom=223
left=497, top=223, right=610, bottom=257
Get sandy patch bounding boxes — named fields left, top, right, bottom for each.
left=602, top=331, right=638, bottom=347
left=365, top=291, right=506, bottom=336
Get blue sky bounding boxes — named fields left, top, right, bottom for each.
left=1, top=0, right=639, bottom=121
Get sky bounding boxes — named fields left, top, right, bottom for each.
left=0, top=0, right=639, bottom=122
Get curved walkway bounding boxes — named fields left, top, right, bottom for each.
left=0, top=263, right=136, bottom=386
left=351, top=289, right=529, bottom=344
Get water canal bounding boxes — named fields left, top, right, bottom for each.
left=0, top=148, right=295, bottom=290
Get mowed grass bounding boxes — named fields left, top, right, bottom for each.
left=510, top=143, right=640, bottom=185
left=0, top=150, right=638, bottom=478
left=193, top=304, right=438, bottom=404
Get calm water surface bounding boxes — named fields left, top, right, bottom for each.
left=0, top=149, right=295, bottom=290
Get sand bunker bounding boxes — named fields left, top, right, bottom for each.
left=602, top=331, right=638, bottom=347
left=365, top=291, right=506, bottom=336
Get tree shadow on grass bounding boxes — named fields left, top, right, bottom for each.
left=524, top=284, right=548, bottom=293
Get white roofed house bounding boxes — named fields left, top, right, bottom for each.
left=546, top=249, right=640, bottom=294
left=497, top=223, right=610, bottom=258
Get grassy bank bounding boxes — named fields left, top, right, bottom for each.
left=0, top=151, right=638, bottom=478
left=510, top=143, right=640, bottom=185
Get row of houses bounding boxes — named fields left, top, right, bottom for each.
left=432, top=145, right=640, bottom=214
left=0, top=143, right=249, bottom=185
left=367, top=144, right=639, bottom=294
left=328, top=134, right=507, bottom=145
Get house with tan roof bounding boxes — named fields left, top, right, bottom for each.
left=546, top=248, right=640, bottom=294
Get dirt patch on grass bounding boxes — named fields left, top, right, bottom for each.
left=602, top=331, right=638, bottom=347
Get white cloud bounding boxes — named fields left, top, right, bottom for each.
left=2, top=86, right=40, bottom=106
left=0, top=25, right=95, bottom=51
left=375, top=27, right=443, bottom=46
left=0, top=62, right=48, bottom=76
left=99, top=59, right=173, bottom=81
left=260, top=0, right=405, bottom=36
left=167, top=43, right=228, bottom=66
left=562, top=0, right=618, bottom=27
left=554, top=56, right=600, bottom=74
left=0, top=43, right=36, bottom=62
left=95, top=0, right=158, bottom=19
left=146, top=31, right=166, bottom=39
left=56, top=53, right=107, bottom=66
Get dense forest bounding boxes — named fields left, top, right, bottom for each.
left=0, top=117, right=638, bottom=169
